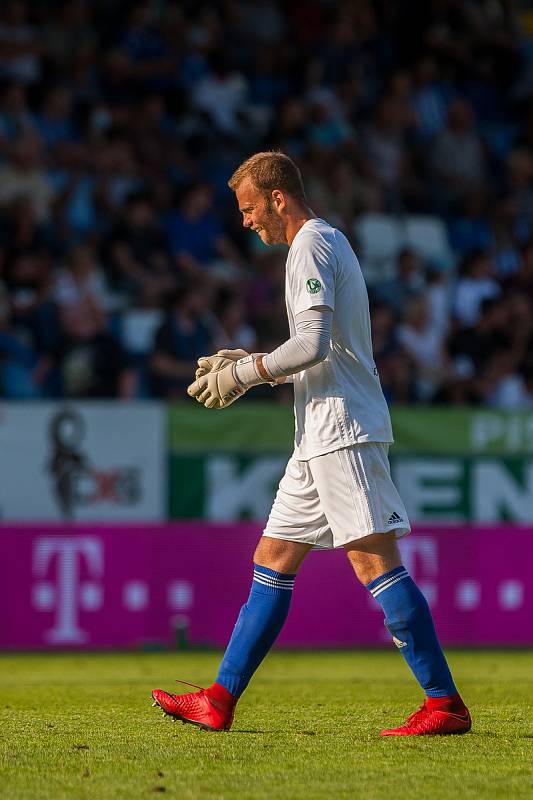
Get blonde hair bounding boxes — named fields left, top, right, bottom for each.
left=228, top=151, right=306, bottom=202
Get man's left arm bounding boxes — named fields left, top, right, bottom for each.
left=187, top=308, right=332, bottom=408
left=235, top=231, right=336, bottom=387
left=236, top=307, right=332, bottom=385
left=188, top=234, right=336, bottom=407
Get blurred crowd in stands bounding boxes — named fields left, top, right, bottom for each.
left=0, top=0, right=532, bottom=407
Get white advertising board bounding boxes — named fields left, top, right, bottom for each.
left=0, top=402, right=165, bottom=520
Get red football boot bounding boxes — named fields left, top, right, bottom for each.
left=380, top=695, right=471, bottom=736
left=151, top=681, right=235, bottom=732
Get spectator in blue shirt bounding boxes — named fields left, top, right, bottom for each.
left=164, top=182, right=243, bottom=281
left=149, top=282, right=216, bottom=399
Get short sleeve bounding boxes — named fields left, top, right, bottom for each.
left=288, top=232, right=336, bottom=316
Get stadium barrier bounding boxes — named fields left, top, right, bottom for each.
left=1, top=524, right=531, bottom=649
left=0, top=402, right=165, bottom=521
left=169, top=404, right=533, bottom=523
left=0, top=401, right=531, bottom=524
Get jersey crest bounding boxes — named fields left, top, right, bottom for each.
left=306, top=278, right=322, bottom=294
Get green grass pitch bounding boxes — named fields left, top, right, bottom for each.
left=0, top=650, right=532, bottom=799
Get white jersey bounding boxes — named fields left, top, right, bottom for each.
left=286, top=218, right=393, bottom=460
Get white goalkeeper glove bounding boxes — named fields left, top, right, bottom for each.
left=188, top=349, right=288, bottom=409
left=195, top=348, right=249, bottom=380
left=187, top=360, right=246, bottom=409
left=188, top=352, right=278, bottom=409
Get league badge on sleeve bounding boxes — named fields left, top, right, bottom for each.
left=306, top=278, right=322, bottom=294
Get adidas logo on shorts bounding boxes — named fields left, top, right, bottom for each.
left=387, top=511, right=404, bottom=526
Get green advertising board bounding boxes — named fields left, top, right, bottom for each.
left=169, top=404, right=533, bottom=522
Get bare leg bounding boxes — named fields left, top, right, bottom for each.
left=344, top=531, right=402, bottom=585
left=254, top=536, right=312, bottom=573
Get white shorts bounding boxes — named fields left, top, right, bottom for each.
left=263, top=443, right=410, bottom=549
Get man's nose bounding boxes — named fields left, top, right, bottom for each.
left=243, top=215, right=252, bottom=228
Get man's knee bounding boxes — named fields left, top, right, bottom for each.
left=254, top=536, right=311, bottom=573
left=344, top=532, right=402, bottom=585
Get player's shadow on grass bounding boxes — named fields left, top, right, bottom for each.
left=233, top=729, right=316, bottom=735
left=468, top=731, right=533, bottom=739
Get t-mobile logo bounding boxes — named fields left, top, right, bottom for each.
left=32, top=537, right=104, bottom=644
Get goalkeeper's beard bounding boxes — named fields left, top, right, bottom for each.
left=259, top=199, right=286, bottom=245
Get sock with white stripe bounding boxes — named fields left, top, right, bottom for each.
left=215, top=563, right=295, bottom=698
left=367, top=566, right=457, bottom=698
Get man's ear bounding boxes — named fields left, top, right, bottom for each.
left=271, top=189, right=286, bottom=212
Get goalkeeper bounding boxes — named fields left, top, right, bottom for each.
left=152, top=151, right=471, bottom=737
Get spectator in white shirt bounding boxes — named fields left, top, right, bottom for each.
left=454, top=249, right=500, bottom=327
left=397, top=293, right=447, bottom=400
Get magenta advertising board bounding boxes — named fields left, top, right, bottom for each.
left=1, top=524, right=532, bottom=649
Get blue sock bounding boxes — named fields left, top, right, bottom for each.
left=216, top=563, right=295, bottom=698
left=367, top=566, right=457, bottom=698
